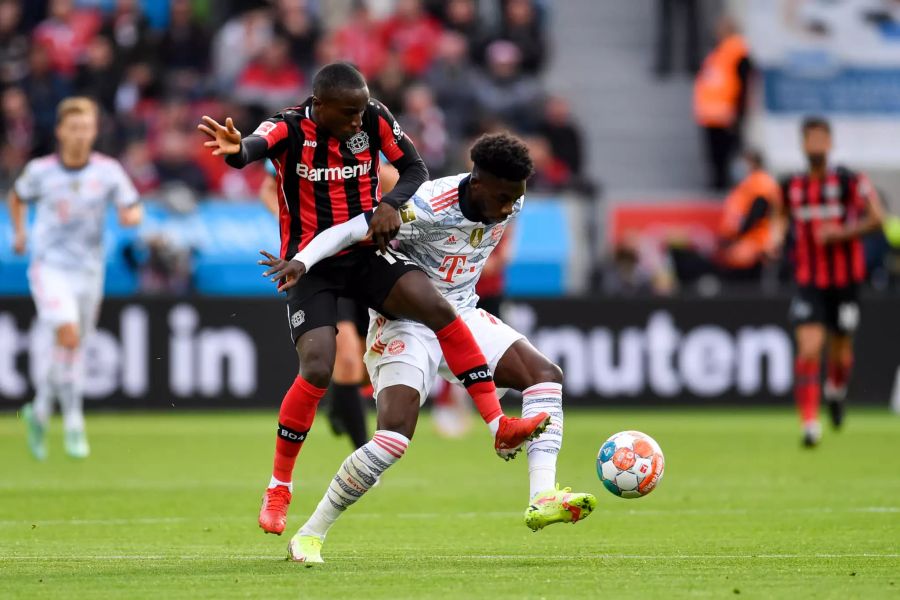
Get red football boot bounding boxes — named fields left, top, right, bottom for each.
left=494, top=413, right=551, bottom=460
left=258, top=485, right=292, bottom=535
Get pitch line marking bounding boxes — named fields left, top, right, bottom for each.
left=1, top=507, right=896, bottom=528
left=1, top=553, right=898, bottom=562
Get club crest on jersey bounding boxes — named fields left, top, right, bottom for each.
left=469, top=228, right=485, bottom=247
left=387, top=339, right=406, bottom=356
left=392, top=120, right=403, bottom=142
left=346, top=131, right=370, bottom=154
left=400, top=204, right=417, bottom=224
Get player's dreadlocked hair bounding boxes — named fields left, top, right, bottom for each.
left=470, top=133, right=534, bottom=182
left=313, top=62, right=367, bottom=98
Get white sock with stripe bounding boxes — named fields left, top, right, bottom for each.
left=299, top=430, right=409, bottom=540
left=522, top=383, right=563, bottom=499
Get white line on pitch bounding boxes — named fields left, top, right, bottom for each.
left=1, top=553, right=898, bottom=562
left=1, top=506, right=896, bottom=528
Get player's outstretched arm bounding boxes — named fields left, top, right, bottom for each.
left=258, top=213, right=371, bottom=291
left=118, top=204, right=143, bottom=227
left=7, top=189, right=26, bottom=255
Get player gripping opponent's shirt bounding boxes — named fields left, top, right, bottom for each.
left=293, top=172, right=525, bottom=401
left=281, top=134, right=595, bottom=564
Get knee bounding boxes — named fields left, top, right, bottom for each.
left=536, top=362, right=564, bottom=385
left=297, top=352, right=333, bottom=388
left=520, top=360, right=564, bottom=388
left=56, top=325, right=80, bottom=350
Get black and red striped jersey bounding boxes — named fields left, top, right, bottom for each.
left=781, top=166, right=872, bottom=289
left=249, top=97, right=423, bottom=259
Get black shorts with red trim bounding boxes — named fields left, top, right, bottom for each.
left=285, top=246, right=421, bottom=342
left=788, top=285, right=861, bottom=335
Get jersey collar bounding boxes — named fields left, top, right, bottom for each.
left=457, top=175, right=486, bottom=224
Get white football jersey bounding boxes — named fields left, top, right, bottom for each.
left=14, top=153, right=139, bottom=273
left=393, top=173, right=523, bottom=310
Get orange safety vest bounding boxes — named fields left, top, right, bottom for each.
left=718, top=169, right=780, bottom=269
left=693, top=34, right=749, bottom=128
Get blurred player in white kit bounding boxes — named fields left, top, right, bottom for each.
left=7, top=97, right=142, bottom=460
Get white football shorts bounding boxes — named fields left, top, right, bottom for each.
left=27, top=261, right=104, bottom=333
left=364, top=306, right=525, bottom=405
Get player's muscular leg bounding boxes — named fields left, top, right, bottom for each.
left=375, top=385, right=421, bottom=440
left=493, top=339, right=563, bottom=391
left=332, top=321, right=364, bottom=384
left=56, top=322, right=80, bottom=350
left=828, top=334, right=853, bottom=365
left=294, top=326, right=337, bottom=388
left=795, top=324, right=826, bottom=360
left=381, top=272, right=457, bottom=331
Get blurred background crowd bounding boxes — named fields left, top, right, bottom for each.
left=0, top=0, right=594, bottom=201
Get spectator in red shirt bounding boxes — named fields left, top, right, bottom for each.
left=331, top=2, right=388, bottom=80
left=235, top=36, right=305, bottom=114
left=33, top=0, right=102, bottom=78
left=379, top=0, right=443, bottom=77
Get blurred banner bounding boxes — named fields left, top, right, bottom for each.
left=744, top=0, right=900, bottom=170
left=1, top=297, right=898, bottom=408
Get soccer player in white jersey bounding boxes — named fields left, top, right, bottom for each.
left=7, top=97, right=142, bottom=459
left=259, top=133, right=596, bottom=563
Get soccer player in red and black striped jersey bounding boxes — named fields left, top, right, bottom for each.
left=773, top=117, right=884, bottom=447
left=198, top=62, right=549, bottom=536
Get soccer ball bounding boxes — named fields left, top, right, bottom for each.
left=596, top=431, right=665, bottom=499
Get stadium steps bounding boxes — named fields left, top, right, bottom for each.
left=544, top=0, right=709, bottom=197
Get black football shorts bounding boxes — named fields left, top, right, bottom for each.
left=284, top=246, right=421, bottom=343
left=788, top=285, right=861, bottom=335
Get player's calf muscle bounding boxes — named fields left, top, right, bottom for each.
left=375, top=386, right=420, bottom=438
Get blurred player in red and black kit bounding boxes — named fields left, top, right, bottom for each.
left=198, top=62, right=548, bottom=536
left=773, top=117, right=884, bottom=447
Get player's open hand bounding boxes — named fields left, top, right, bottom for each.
left=12, top=230, right=26, bottom=255
left=197, top=116, right=242, bottom=156
left=368, top=202, right=401, bottom=252
left=259, top=250, right=306, bottom=292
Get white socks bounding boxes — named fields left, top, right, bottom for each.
left=299, top=430, right=409, bottom=540
left=522, top=382, right=563, bottom=499
left=53, top=345, right=85, bottom=433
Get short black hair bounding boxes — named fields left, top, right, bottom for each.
left=470, top=133, right=534, bottom=181
left=312, top=62, right=367, bottom=98
left=801, top=115, right=831, bottom=136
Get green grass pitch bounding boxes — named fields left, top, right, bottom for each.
left=1, top=408, right=898, bottom=599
